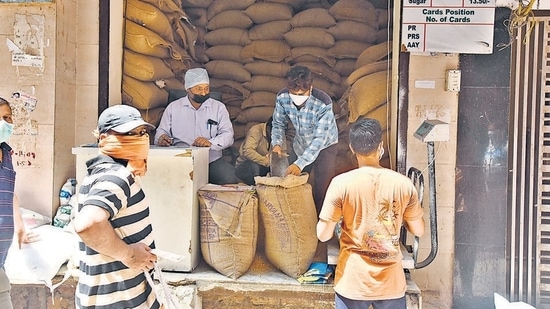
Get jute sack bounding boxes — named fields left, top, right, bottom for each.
left=138, top=106, right=166, bottom=128
left=240, top=91, right=277, bottom=109
left=222, top=93, right=246, bottom=107
left=262, top=0, right=306, bottom=10
left=363, top=101, right=389, bottom=130
left=124, top=19, right=185, bottom=60
left=290, top=8, right=336, bottom=28
left=185, top=7, right=208, bottom=27
left=328, top=0, right=377, bottom=27
left=181, top=0, right=212, bottom=8
left=210, top=78, right=251, bottom=97
left=244, top=61, right=291, bottom=78
left=162, top=57, right=188, bottom=77
left=122, top=75, right=169, bottom=110
left=286, top=47, right=336, bottom=67
left=226, top=105, right=241, bottom=120
left=207, top=0, right=256, bottom=20
left=243, top=76, right=287, bottom=93
left=283, top=27, right=335, bottom=48
left=244, top=2, right=293, bottom=24
left=198, top=185, right=258, bottom=279
left=123, top=49, right=174, bottom=82
left=235, top=106, right=274, bottom=124
left=328, top=40, right=373, bottom=59
left=205, top=60, right=252, bottom=83
left=165, top=12, right=199, bottom=57
left=347, top=70, right=390, bottom=123
left=233, top=122, right=247, bottom=139
left=141, top=0, right=186, bottom=14
left=240, top=40, right=291, bottom=63
left=376, top=28, right=390, bottom=44
left=204, top=28, right=251, bottom=46
left=333, top=59, right=357, bottom=76
left=248, top=20, right=291, bottom=40
left=346, top=60, right=391, bottom=86
left=255, top=174, right=318, bottom=279
left=204, top=45, right=254, bottom=64
left=296, top=61, right=341, bottom=84
left=125, top=0, right=175, bottom=42
left=206, top=10, right=254, bottom=30
left=154, top=77, right=185, bottom=92
left=328, top=20, right=378, bottom=43
left=355, top=41, right=392, bottom=68
left=376, top=8, right=390, bottom=29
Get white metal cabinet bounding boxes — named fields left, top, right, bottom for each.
left=72, top=146, right=209, bottom=272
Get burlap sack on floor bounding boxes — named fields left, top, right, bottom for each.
left=255, top=174, right=318, bottom=279
left=198, top=185, right=258, bottom=279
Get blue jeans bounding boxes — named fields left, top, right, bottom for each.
left=335, top=292, right=406, bottom=309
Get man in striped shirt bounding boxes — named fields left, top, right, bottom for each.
left=73, top=104, right=160, bottom=309
left=271, top=65, right=339, bottom=214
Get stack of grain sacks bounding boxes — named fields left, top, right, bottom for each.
left=176, top=0, right=392, bottom=171
left=122, top=0, right=198, bottom=127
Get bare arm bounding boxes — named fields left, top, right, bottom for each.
left=12, top=194, right=35, bottom=248
left=316, top=218, right=337, bottom=242
left=404, top=217, right=425, bottom=237
left=73, top=205, right=156, bottom=271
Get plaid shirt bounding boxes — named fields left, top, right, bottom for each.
left=272, top=88, right=338, bottom=169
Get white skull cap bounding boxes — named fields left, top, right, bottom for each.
left=184, top=68, right=210, bottom=90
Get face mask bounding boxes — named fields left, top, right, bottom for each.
left=192, top=93, right=210, bottom=104
left=289, top=94, right=309, bottom=106
left=379, top=147, right=385, bottom=160
left=0, top=120, right=14, bottom=143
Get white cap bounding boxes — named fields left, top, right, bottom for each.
left=184, top=68, right=210, bottom=90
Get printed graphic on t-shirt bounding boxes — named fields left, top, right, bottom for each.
left=361, top=199, right=400, bottom=262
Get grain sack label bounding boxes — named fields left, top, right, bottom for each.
left=402, top=0, right=495, bottom=54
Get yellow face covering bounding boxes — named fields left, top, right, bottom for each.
left=98, top=134, right=150, bottom=177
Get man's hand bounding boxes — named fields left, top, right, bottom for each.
left=121, top=242, right=157, bottom=271
left=157, top=134, right=173, bottom=147
left=272, top=145, right=283, bottom=157
left=286, top=163, right=301, bottom=176
left=16, top=228, right=39, bottom=249
left=192, top=137, right=212, bottom=147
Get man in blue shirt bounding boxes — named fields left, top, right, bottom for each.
left=154, top=68, right=238, bottom=185
left=271, top=65, right=338, bottom=213
left=0, top=97, right=32, bottom=309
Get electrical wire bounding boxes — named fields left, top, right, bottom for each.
left=497, top=0, right=536, bottom=50
left=419, top=141, right=442, bottom=176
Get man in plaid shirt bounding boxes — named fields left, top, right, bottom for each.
left=271, top=65, right=338, bottom=214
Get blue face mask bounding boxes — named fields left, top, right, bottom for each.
left=0, top=120, right=14, bottom=143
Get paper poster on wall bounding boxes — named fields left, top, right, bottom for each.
left=10, top=91, right=39, bottom=168
left=7, top=14, right=45, bottom=68
left=402, top=0, right=495, bottom=54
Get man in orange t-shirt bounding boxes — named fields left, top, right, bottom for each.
left=317, top=117, right=425, bottom=309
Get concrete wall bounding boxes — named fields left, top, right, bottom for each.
left=406, top=53, right=459, bottom=308
left=0, top=1, right=98, bottom=217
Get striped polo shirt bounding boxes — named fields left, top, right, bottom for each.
left=76, top=155, right=159, bottom=309
left=0, top=142, right=15, bottom=269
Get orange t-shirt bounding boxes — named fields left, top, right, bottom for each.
left=319, top=166, right=424, bottom=300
